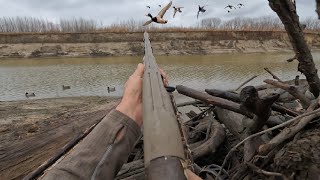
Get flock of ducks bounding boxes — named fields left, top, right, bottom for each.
left=25, top=86, right=116, bottom=98
left=144, top=1, right=245, bottom=26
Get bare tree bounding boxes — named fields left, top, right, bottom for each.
left=268, top=0, right=320, bottom=97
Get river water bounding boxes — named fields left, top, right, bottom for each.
left=1, top=53, right=320, bottom=101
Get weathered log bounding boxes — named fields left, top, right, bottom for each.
left=264, top=79, right=311, bottom=109
left=269, top=0, right=320, bottom=97
left=240, top=86, right=280, bottom=134
left=176, top=85, right=254, bottom=118
left=264, top=68, right=283, bottom=83
left=190, top=118, right=226, bottom=160
left=240, top=86, right=279, bottom=161
left=206, top=88, right=300, bottom=117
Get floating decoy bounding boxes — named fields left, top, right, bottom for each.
left=62, top=85, right=71, bottom=90
left=143, top=1, right=172, bottom=26
left=25, top=92, right=35, bottom=98
left=197, top=5, right=207, bottom=19
left=107, top=87, right=116, bottom=93
left=225, top=4, right=236, bottom=10
left=173, top=6, right=183, bottom=18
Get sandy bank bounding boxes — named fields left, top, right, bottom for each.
left=0, top=96, right=119, bottom=179
left=0, top=31, right=319, bottom=58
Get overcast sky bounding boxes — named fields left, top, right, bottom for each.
left=0, top=0, right=318, bottom=27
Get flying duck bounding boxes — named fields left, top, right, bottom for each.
left=173, top=6, right=183, bottom=18
left=143, top=1, right=172, bottom=26
left=147, top=6, right=151, bottom=9
left=197, top=5, right=206, bottom=19
left=225, top=4, right=236, bottom=10
left=237, top=3, right=244, bottom=8
left=158, top=5, right=161, bottom=7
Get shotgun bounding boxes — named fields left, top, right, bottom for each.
left=142, top=31, right=189, bottom=180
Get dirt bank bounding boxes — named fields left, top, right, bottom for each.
left=0, top=31, right=319, bottom=58
left=0, top=96, right=120, bottom=180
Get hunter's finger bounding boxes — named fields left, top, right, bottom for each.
left=133, top=63, right=144, bottom=77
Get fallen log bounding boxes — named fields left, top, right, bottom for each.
left=176, top=85, right=254, bottom=118
left=206, top=88, right=300, bottom=117
left=264, top=79, right=311, bottom=109
left=190, top=118, right=226, bottom=160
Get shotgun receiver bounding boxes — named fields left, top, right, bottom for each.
left=142, top=31, right=188, bottom=180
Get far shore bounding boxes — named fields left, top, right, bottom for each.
left=0, top=31, right=319, bottom=58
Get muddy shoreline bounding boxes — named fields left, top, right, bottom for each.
left=0, top=31, right=319, bottom=58
left=0, top=96, right=120, bottom=180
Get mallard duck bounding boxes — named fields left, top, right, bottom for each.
left=25, top=92, right=35, bottom=98
left=107, top=87, right=116, bottom=93
left=225, top=4, right=236, bottom=10
left=62, top=85, right=71, bottom=90
left=143, top=1, right=172, bottom=26
left=173, top=6, right=183, bottom=18
left=197, top=5, right=207, bottom=19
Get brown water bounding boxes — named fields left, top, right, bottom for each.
left=1, top=53, right=320, bottom=101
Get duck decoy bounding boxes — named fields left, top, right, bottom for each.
left=197, top=5, right=207, bottom=19
left=107, top=87, right=116, bottom=93
left=143, top=1, right=172, bottom=26
left=224, top=4, right=236, bottom=10
left=173, top=6, right=183, bottom=18
left=25, top=92, right=35, bottom=98
left=62, top=85, right=71, bottom=90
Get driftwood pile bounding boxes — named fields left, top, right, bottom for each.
left=117, top=70, right=320, bottom=180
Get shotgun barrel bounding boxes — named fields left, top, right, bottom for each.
left=142, top=31, right=187, bottom=180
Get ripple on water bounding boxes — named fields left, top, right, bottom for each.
left=0, top=53, right=320, bottom=101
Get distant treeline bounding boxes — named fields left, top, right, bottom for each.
left=0, top=16, right=319, bottom=33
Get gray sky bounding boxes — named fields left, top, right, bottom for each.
left=0, top=0, right=318, bottom=27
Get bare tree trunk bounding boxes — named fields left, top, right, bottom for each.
left=316, top=0, right=320, bottom=19
left=268, top=0, right=320, bottom=97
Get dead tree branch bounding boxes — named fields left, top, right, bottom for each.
left=234, top=75, right=259, bottom=91
left=176, top=85, right=254, bottom=118
left=264, top=79, right=311, bottom=109
left=206, top=88, right=300, bottom=117
left=191, top=118, right=226, bottom=159
left=246, top=162, right=289, bottom=180
left=217, top=108, right=320, bottom=178
left=264, top=68, right=283, bottom=82
left=258, top=109, right=320, bottom=155
left=316, top=0, right=320, bottom=19
left=269, top=0, right=320, bottom=97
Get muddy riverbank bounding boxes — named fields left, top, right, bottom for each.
left=0, top=31, right=319, bottom=58
left=0, top=96, right=120, bottom=179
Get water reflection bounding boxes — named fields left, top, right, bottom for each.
left=0, top=53, right=319, bottom=101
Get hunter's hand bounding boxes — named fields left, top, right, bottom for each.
left=116, top=63, right=144, bottom=127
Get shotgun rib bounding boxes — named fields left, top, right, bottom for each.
left=143, top=32, right=186, bottom=180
